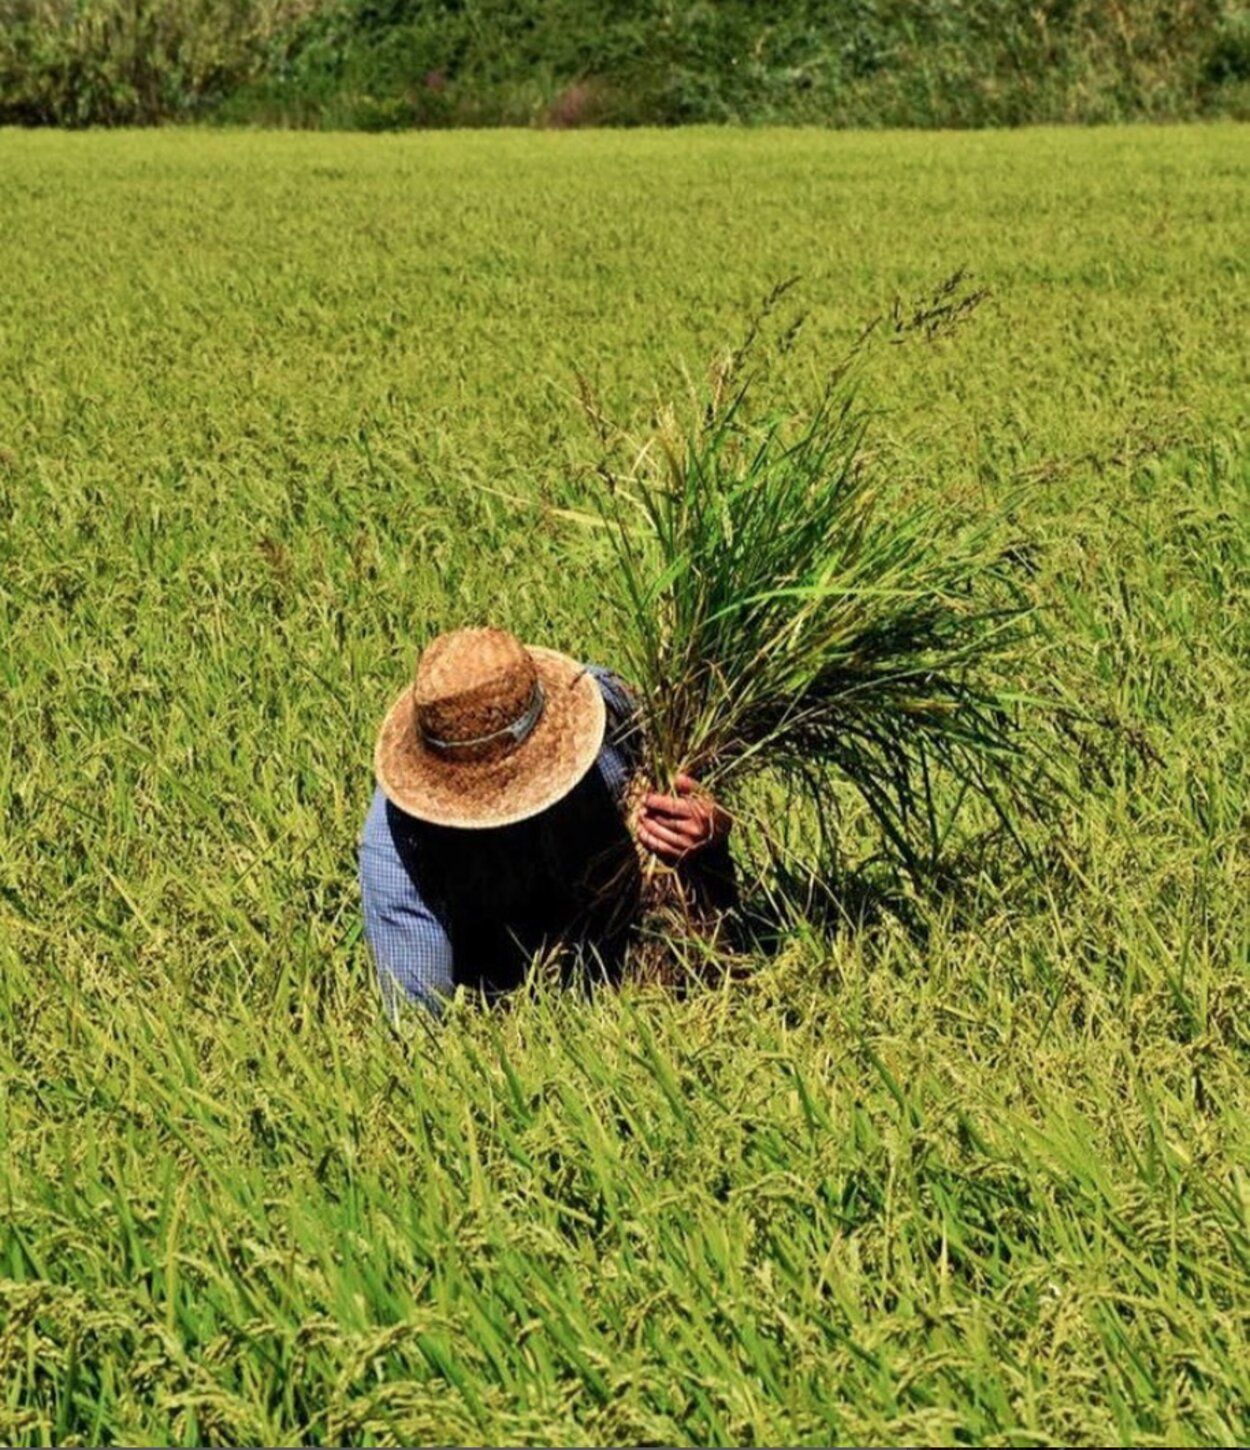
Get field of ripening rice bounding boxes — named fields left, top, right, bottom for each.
left=1, top=123, right=1248, bottom=1444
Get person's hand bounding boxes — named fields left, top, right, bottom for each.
left=637, top=773, right=731, bottom=864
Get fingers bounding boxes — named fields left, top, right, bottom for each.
left=637, top=816, right=703, bottom=861
left=637, top=799, right=715, bottom=862
left=636, top=823, right=684, bottom=862
left=642, top=799, right=710, bottom=838
left=644, top=793, right=709, bottom=825
left=641, top=815, right=704, bottom=850
left=645, top=775, right=701, bottom=816
left=639, top=776, right=724, bottom=860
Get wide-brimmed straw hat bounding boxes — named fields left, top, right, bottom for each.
left=374, top=627, right=606, bottom=829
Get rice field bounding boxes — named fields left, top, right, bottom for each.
left=1, top=124, right=1248, bottom=1446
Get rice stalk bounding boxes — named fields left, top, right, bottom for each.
left=590, top=277, right=1055, bottom=948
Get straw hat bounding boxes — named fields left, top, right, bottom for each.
left=375, top=627, right=606, bottom=829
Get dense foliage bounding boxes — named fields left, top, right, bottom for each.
left=1, top=126, right=1247, bottom=1444
left=2, top=0, right=1249, bottom=127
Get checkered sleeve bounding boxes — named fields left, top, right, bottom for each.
left=359, top=789, right=454, bottom=1019
left=587, top=665, right=642, bottom=800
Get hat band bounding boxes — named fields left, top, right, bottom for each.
left=421, top=680, right=546, bottom=756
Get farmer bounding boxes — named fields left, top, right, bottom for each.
left=360, top=626, right=732, bottom=1017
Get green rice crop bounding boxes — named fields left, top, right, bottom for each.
left=587, top=275, right=1051, bottom=887
left=1, top=125, right=1248, bottom=1446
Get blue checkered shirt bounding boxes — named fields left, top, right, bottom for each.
left=360, top=666, right=637, bottom=1017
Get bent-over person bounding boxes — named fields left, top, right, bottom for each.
left=360, top=627, right=732, bottom=1017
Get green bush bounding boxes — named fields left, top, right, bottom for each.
left=2, top=0, right=1249, bottom=127
left=233, top=0, right=1250, bottom=128
left=1206, top=6, right=1250, bottom=82
left=0, top=0, right=310, bottom=124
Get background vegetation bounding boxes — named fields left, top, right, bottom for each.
left=2, top=0, right=1250, bottom=128
left=1, top=124, right=1247, bottom=1444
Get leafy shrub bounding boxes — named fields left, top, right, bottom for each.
left=0, top=0, right=313, bottom=125
left=2, top=0, right=1248, bottom=126
left=1205, top=7, right=1250, bottom=83
left=256, top=0, right=1246, bottom=128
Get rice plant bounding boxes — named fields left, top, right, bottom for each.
left=592, top=278, right=1050, bottom=891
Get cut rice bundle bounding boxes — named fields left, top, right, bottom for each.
left=592, top=281, right=1051, bottom=966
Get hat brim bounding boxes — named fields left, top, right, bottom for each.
left=374, top=647, right=607, bottom=829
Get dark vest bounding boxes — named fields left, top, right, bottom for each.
left=384, top=765, right=641, bottom=997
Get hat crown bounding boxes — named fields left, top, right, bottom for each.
left=414, top=628, right=538, bottom=763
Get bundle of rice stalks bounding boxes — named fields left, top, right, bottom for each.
left=588, top=280, right=1052, bottom=970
